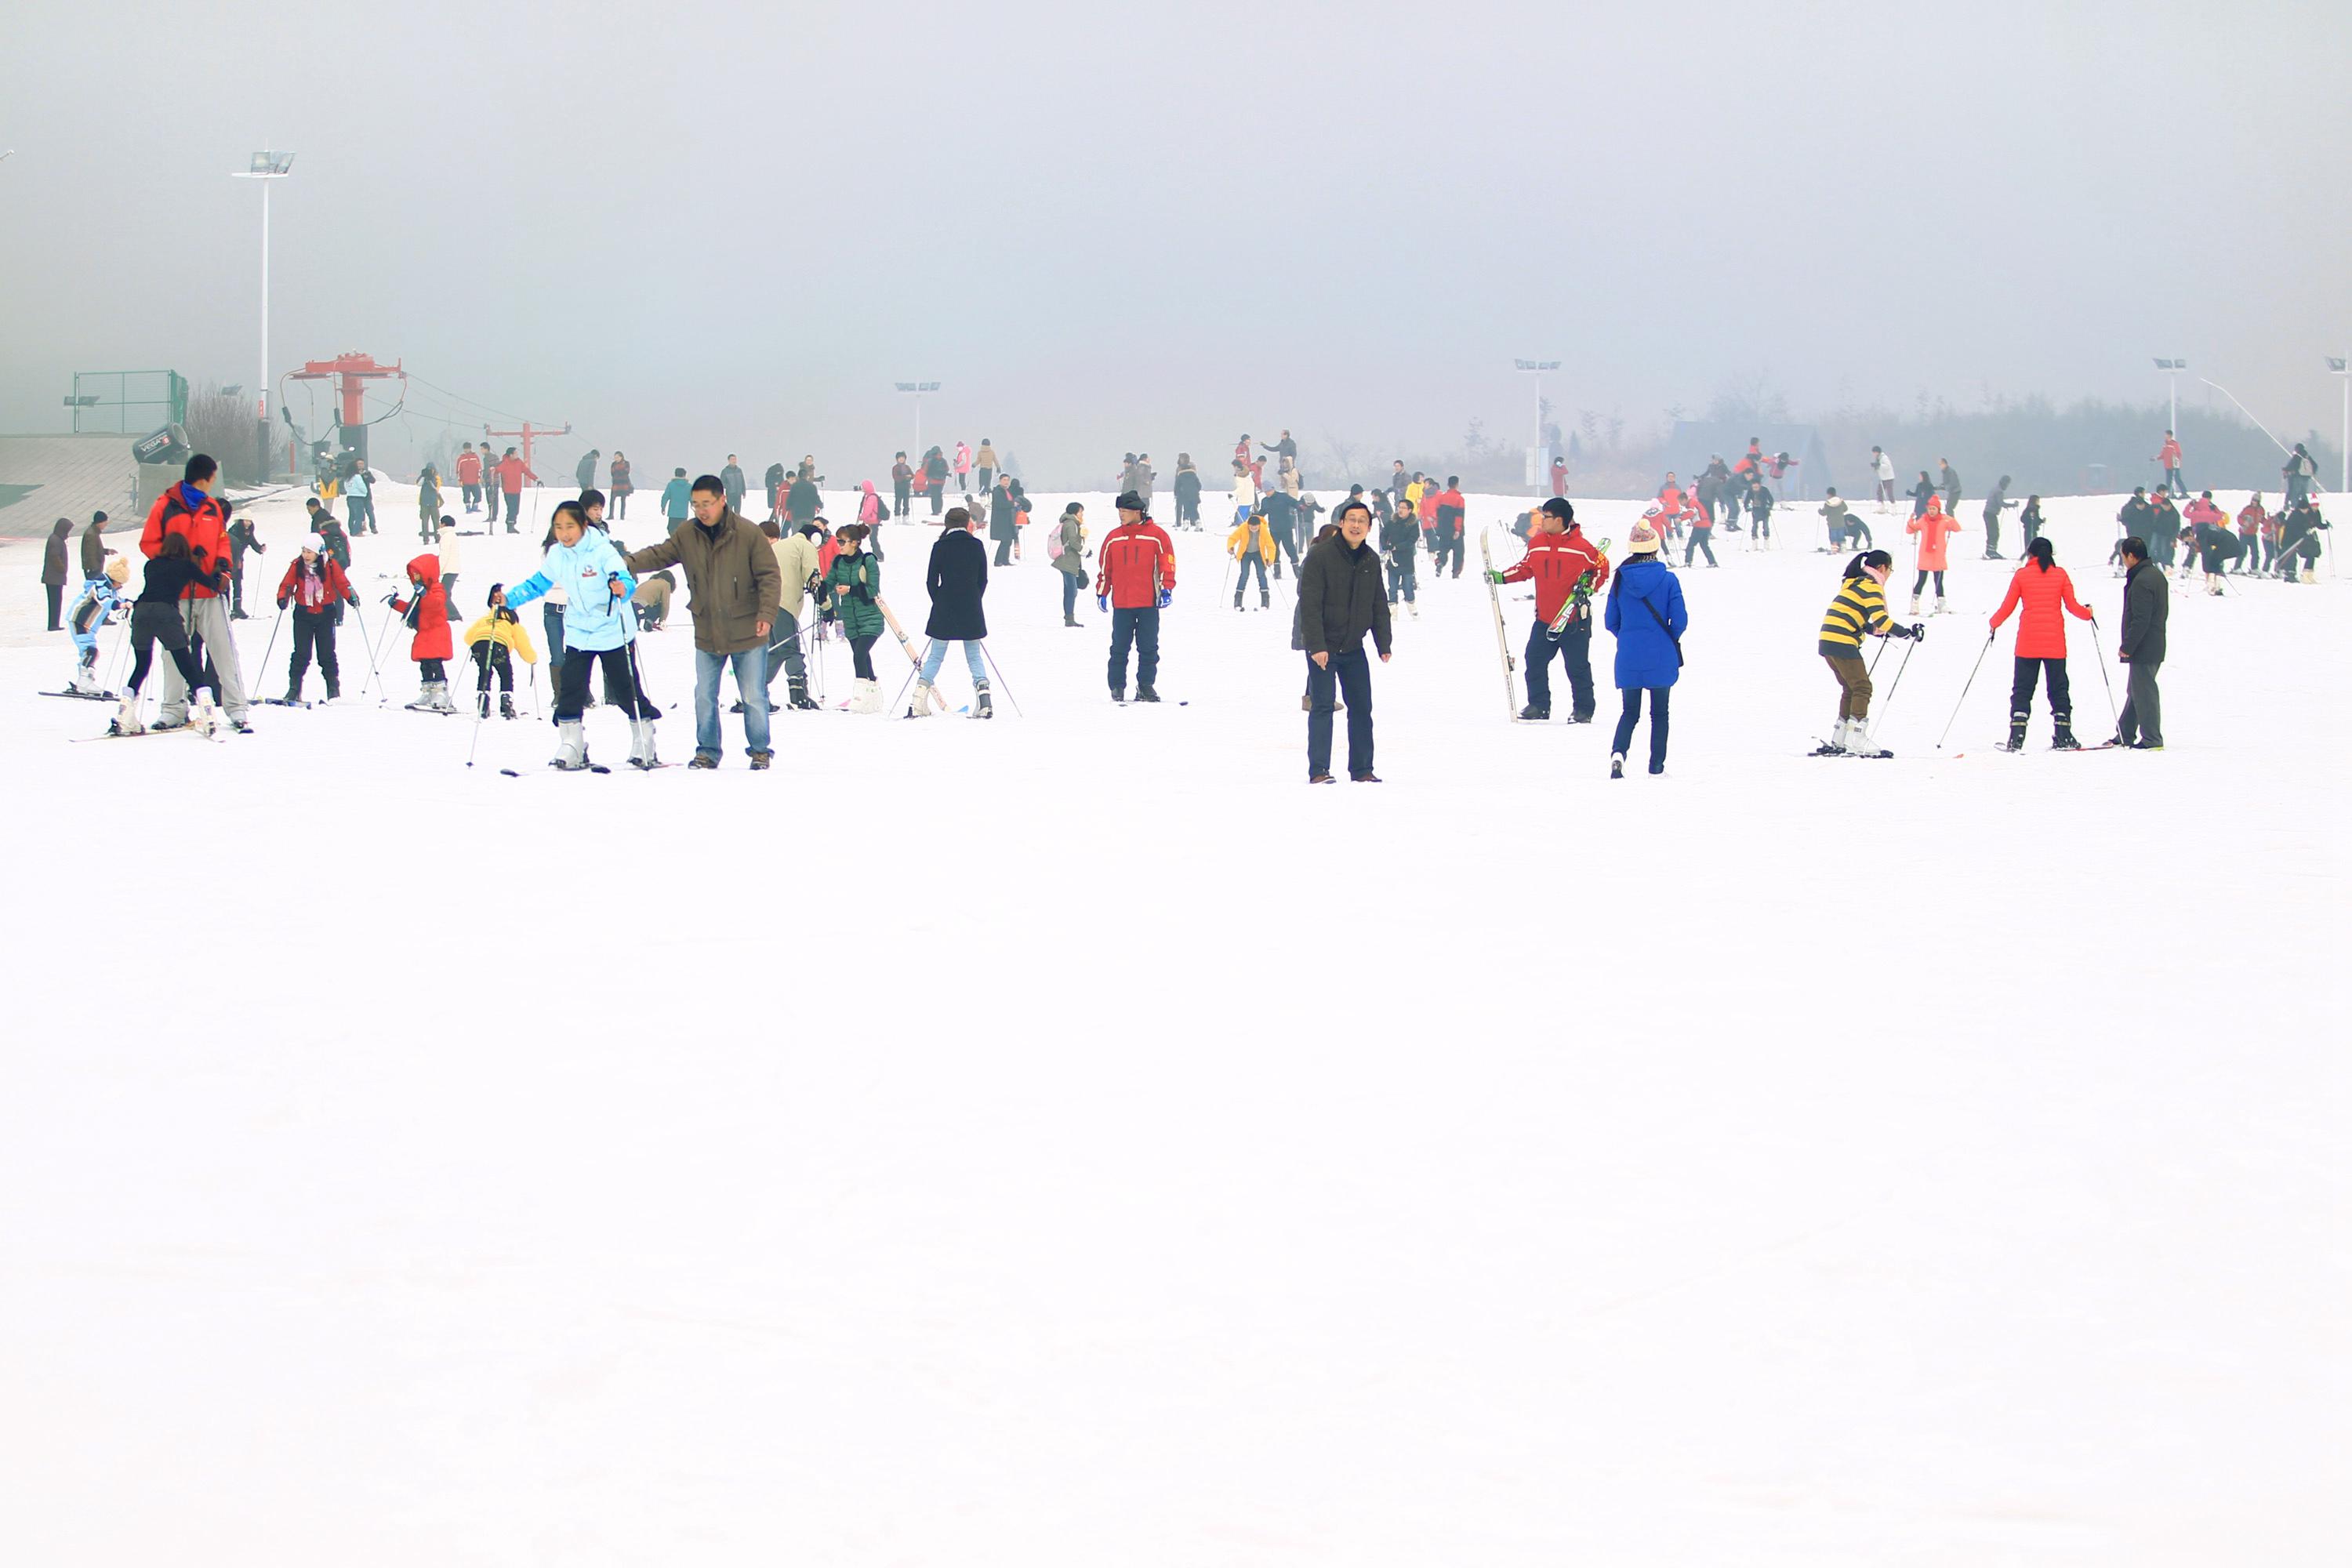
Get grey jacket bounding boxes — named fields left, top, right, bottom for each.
left=2120, top=560, right=2168, bottom=664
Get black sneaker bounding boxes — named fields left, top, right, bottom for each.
left=1110, top=688, right=1126, bottom=704
left=1518, top=704, right=1548, bottom=721
left=1134, top=686, right=1160, bottom=702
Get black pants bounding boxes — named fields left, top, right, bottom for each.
left=994, top=533, right=1014, bottom=566
left=462, top=482, right=481, bottom=508
left=126, top=603, right=208, bottom=696
left=1178, top=495, right=1200, bottom=528
left=894, top=484, right=910, bottom=518
left=1685, top=527, right=1717, bottom=566
left=1108, top=606, right=1160, bottom=691
left=555, top=646, right=648, bottom=721
left=1611, top=686, right=1671, bottom=770
left=849, top=633, right=877, bottom=681
left=1912, top=569, right=1945, bottom=596
left=2117, top=659, right=2162, bottom=746
left=289, top=611, right=339, bottom=692
left=929, top=487, right=943, bottom=516
left=2009, top=656, right=2071, bottom=731
left=1272, top=528, right=1298, bottom=575
left=1984, top=514, right=2002, bottom=556
left=1307, top=648, right=1374, bottom=777
left=45, top=582, right=64, bottom=630
left=472, top=643, right=514, bottom=692
left=1523, top=612, right=1594, bottom=718
left=501, top=491, right=520, bottom=529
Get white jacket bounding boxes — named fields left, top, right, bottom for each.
left=1233, top=473, right=1258, bottom=508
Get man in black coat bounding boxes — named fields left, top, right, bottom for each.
left=785, top=470, right=822, bottom=528
left=1298, top=498, right=1394, bottom=782
left=986, top=474, right=1020, bottom=566
left=2113, top=535, right=2167, bottom=750
left=913, top=506, right=992, bottom=717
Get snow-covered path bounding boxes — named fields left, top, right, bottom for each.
left=0, top=484, right=2343, bottom=1565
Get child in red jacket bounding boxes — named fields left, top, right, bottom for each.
left=388, top=553, right=456, bottom=712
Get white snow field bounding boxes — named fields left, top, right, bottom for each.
left=1, top=480, right=2343, bottom=1566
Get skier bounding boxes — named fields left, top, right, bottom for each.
left=1906, top=495, right=1962, bottom=613
left=2112, top=488, right=2154, bottom=572
left=387, top=554, right=458, bottom=713
left=1816, top=550, right=1924, bottom=757
left=1908, top=470, right=1937, bottom=518
left=1870, top=445, right=1896, bottom=510
left=608, top=452, right=633, bottom=521
left=909, top=506, right=992, bottom=717
left=504, top=501, right=659, bottom=769
left=1697, top=456, right=1730, bottom=526
left=2234, top=494, right=2266, bottom=575
left=2111, top=535, right=2166, bottom=749
left=1745, top=477, right=1775, bottom=547
left=1986, top=536, right=2092, bottom=750
left=1228, top=506, right=1276, bottom=611
left=1261, top=484, right=1302, bottom=578
left=1432, top=476, right=1468, bottom=578
left=622, top=474, right=780, bottom=770
left=759, top=520, right=824, bottom=710
left=1230, top=459, right=1258, bottom=529
left=2155, top=430, right=2184, bottom=497
left=2278, top=495, right=2329, bottom=582
left=40, top=517, right=71, bottom=630
left=311, top=503, right=350, bottom=571
left=224, top=508, right=265, bottom=620
left=2019, top=494, right=2045, bottom=546
left=1378, top=493, right=1420, bottom=615
left=112, top=532, right=227, bottom=736
left=1094, top=491, right=1175, bottom=703
left=975, top=438, right=1000, bottom=495
left=2147, top=490, right=2183, bottom=569
left=1936, top=459, right=1962, bottom=517
left=63, top=555, right=131, bottom=694
left=1980, top=475, right=2016, bottom=559
left=1298, top=498, right=1392, bottom=783
left=139, top=454, right=251, bottom=734
left=822, top=523, right=886, bottom=713
left=1602, top=520, right=1686, bottom=778
left=987, top=473, right=1020, bottom=567
left=495, top=446, right=533, bottom=532
left=1685, top=491, right=1721, bottom=566
left=1172, top=455, right=1202, bottom=531
left=463, top=586, right=537, bottom=719
left=2281, top=442, right=2318, bottom=506
left=274, top=533, right=358, bottom=702
left=344, top=459, right=377, bottom=535
left=891, top=451, right=913, bottom=519
left=786, top=467, right=822, bottom=529
left=1051, top=502, right=1090, bottom=626
left=1819, top=489, right=1852, bottom=553
left=923, top=447, right=949, bottom=515
left=2180, top=491, right=2232, bottom=590
left=456, top=441, right=484, bottom=513
left=1491, top=497, right=1609, bottom=723
left=720, top=455, right=746, bottom=514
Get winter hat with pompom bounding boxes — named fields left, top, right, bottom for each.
left=1626, top=521, right=1663, bottom=556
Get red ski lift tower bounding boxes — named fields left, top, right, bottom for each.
left=481, top=419, right=571, bottom=482
left=288, top=351, right=405, bottom=466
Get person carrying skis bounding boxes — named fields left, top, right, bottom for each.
left=1986, top=535, right=2092, bottom=750
left=1491, top=497, right=1609, bottom=723
left=911, top=506, right=992, bottom=717
left=139, top=454, right=252, bottom=733
left=1906, top=495, right=1962, bottom=613
left=1816, top=549, right=1923, bottom=757
left=64, top=554, right=131, bottom=695
left=2112, top=535, right=2166, bottom=749
left=463, top=586, right=538, bottom=719
left=274, top=532, right=358, bottom=702
left=1298, top=499, right=1393, bottom=783
left=1602, top=519, right=1686, bottom=778
left=1094, top=490, right=1175, bottom=702
left=112, top=532, right=229, bottom=736
left=1228, top=506, right=1277, bottom=611
left=1378, top=494, right=1420, bottom=615
left=505, top=501, right=659, bottom=768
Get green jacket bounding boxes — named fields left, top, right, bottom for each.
left=825, top=550, right=884, bottom=639
left=623, top=507, right=782, bottom=655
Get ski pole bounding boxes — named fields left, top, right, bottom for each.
left=1877, top=634, right=1918, bottom=722
left=353, top=601, right=392, bottom=702
left=978, top=640, right=1024, bottom=717
left=885, top=641, right=928, bottom=717
left=252, top=599, right=289, bottom=695
left=2086, top=615, right=2119, bottom=729
left=1936, top=631, right=1995, bottom=751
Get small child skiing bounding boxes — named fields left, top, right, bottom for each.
left=64, top=555, right=132, bottom=694
left=502, top=500, right=660, bottom=768
left=387, top=554, right=458, bottom=713
left=275, top=532, right=358, bottom=702
left=114, top=532, right=227, bottom=735
left=463, top=585, right=538, bottom=719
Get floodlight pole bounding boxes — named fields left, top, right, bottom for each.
left=2334, top=356, right=2350, bottom=499
left=234, top=149, right=294, bottom=481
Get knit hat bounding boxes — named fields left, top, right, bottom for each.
left=104, top=555, right=130, bottom=585
left=1114, top=491, right=1146, bottom=513
left=301, top=532, right=325, bottom=554
left=1626, top=521, right=1663, bottom=556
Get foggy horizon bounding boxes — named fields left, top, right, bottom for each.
left=5, top=1, right=2345, bottom=488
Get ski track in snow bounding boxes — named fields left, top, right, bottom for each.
left=0, top=483, right=2344, bottom=1566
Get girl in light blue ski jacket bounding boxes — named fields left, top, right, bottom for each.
left=503, top=527, right=639, bottom=652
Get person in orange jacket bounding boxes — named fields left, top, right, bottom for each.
left=1987, top=535, right=2093, bottom=750
left=455, top=441, right=485, bottom=513
left=1094, top=490, right=1176, bottom=701
left=1905, top=495, right=1964, bottom=615
left=494, top=447, right=535, bottom=534
left=1493, top=498, right=1610, bottom=722
left=2237, top=494, right=2268, bottom=575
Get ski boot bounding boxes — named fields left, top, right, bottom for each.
left=848, top=677, right=884, bottom=714
left=626, top=717, right=661, bottom=769
left=477, top=688, right=493, bottom=719
left=2052, top=721, right=2082, bottom=751
left=286, top=677, right=305, bottom=704
left=500, top=693, right=517, bottom=720
left=2000, top=714, right=2028, bottom=752
left=1233, top=593, right=1245, bottom=612
left=1111, top=687, right=1127, bottom=704
left=191, top=693, right=221, bottom=738
left=1845, top=724, right=1891, bottom=757
left=1134, top=685, right=1160, bottom=702
left=111, top=695, right=144, bottom=736
left=323, top=673, right=341, bottom=701
left=1519, top=703, right=1549, bottom=721
left=1933, top=596, right=1948, bottom=615
left=1259, top=589, right=1270, bottom=609
left=551, top=720, right=589, bottom=770
left=974, top=681, right=993, bottom=719
left=1909, top=593, right=1922, bottom=614
left=1610, top=752, right=1625, bottom=779
left=788, top=680, right=819, bottom=712
left=906, top=680, right=935, bottom=717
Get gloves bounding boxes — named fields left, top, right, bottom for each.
left=1910, top=623, right=1927, bottom=642
left=1156, top=589, right=1173, bottom=609
left=383, top=593, right=400, bottom=607
left=276, top=594, right=290, bottom=608
left=1098, top=594, right=1109, bottom=613
left=1486, top=568, right=1507, bottom=584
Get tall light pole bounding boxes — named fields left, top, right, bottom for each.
left=2152, top=357, right=2186, bottom=445
left=1514, top=358, right=1559, bottom=490
left=2329, top=358, right=2349, bottom=499
left=233, top=149, right=295, bottom=479
left=895, top=380, right=939, bottom=460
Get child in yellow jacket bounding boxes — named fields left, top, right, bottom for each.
left=463, top=583, right=539, bottom=718
left=1227, top=512, right=1278, bottom=611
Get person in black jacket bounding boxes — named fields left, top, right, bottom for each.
left=985, top=474, right=1020, bottom=566
left=924, top=447, right=950, bottom=515
left=40, top=517, right=71, bottom=630
left=2112, top=536, right=2167, bottom=750
left=1298, top=499, right=1394, bottom=782
left=1378, top=499, right=1420, bottom=615
left=785, top=470, right=822, bottom=528
left=913, top=506, right=992, bottom=717
left=226, top=511, right=265, bottom=619
left=114, top=532, right=226, bottom=733
left=1172, top=456, right=1203, bottom=531
left=1262, top=486, right=1301, bottom=575
left=1908, top=470, right=1937, bottom=518
left=2111, top=488, right=2154, bottom=572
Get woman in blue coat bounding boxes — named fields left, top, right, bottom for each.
left=1600, top=521, right=1687, bottom=778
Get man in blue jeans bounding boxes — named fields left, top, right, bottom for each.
left=623, top=474, right=781, bottom=769
left=1298, top=499, right=1394, bottom=782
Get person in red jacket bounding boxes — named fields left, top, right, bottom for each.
left=1492, top=497, right=1610, bottom=721
left=1657, top=472, right=1684, bottom=514
left=1905, top=495, right=1963, bottom=614
left=1987, top=535, right=2093, bottom=750
left=274, top=532, right=358, bottom=701
left=1548, top=454, right=1567, bottom=497
left=495, top=447, right=535, bottom=533
left=1093, top=490, right=1176, bottom=702
left=139, top=452, right=252, bottom=731
left=2155, top=430, right=2184, bottom=498
left=388, top=553, right=458, bottom=711
left=1431, top=477, right=1468, bottom=578
left=455, top=441, right=484, bottom=513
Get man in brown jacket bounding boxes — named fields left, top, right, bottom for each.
left=624, top=474, right=782, bottom=769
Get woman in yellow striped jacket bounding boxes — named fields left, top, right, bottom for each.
left=1817, top=550, right=1922, bottom=757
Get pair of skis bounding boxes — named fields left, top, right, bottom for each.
left=1479, top=529, right=1611, bottom=723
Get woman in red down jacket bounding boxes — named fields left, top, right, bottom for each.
left=1986, top=535, right=2092, bottom=751
left=388, top=553, right=457, bottom=711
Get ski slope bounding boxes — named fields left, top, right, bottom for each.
left=1, top=481, right=2343, bottom=1566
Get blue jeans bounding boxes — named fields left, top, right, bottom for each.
left=1611, top=685, right=1671, bottom=771
left=1062, top=572, right=1083, bottom=617
left=1307, top=648, right=1374, bottom=777
left=919, top=637, right=988, bottom=685
left=695, top=644, right=770, bottom=758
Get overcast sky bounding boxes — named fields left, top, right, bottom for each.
left=3, top=0, right=2344, bottom=484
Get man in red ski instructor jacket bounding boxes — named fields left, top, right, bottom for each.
left=140, top=452, right=252, bottom=731
left=1494, top=497, right=1609, bottom=723
left=1094, top=490, right=1176, bottom=702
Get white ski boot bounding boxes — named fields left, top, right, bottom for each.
left=626, top=717, right=660, bottom=768
left=551, top=719, right=589, bottom=771
left=1933, top=596, right=1948, bottom=615
left=849, top=677, right=884, bottom=714
left=1845, top=722, right=1890, bottom=757
left=191, top=692, right=221, bottom=738
left=68, top=660, right=103, bottom=695
left=1909, top=593, right=1922, bottom=614
left=906, top=680, right=935, bottom=718
left=112, top=695, right=144, bottom=736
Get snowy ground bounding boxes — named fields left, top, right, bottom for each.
left=1, top=479, right=2344, bottom=1566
